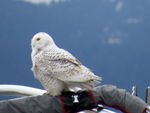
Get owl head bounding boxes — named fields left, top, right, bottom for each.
left=31, top=32, right=56, bottom=51
left=31, top=32, right=57, bottom=58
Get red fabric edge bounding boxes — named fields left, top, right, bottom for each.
left=57, top=96, right=66, bottom=113
left=88, top=90, right=97, bottom=105
left=142, top=107, right=147, bottom=113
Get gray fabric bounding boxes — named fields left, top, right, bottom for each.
left=0, top=94, right=62, bottom=113
left=94, top=85, right=147, bottom=113
left=0, top=85, right=148, bottom=113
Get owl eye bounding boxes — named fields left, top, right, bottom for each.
left=36, top=38, right=41, bottom=41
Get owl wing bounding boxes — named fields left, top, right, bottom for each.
left=43, top=48, right=81, bottom=66
left=38, top=49, right=101, bottom=83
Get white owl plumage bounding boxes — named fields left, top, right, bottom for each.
left=31, top=32, right=102, bottom=96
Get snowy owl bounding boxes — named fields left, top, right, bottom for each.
left=31, top=32, right=102, bottom=96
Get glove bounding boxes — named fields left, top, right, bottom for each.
left=59, top=91, right=99, bottom=113
left=57, top=91, right=75, bottom=113
left=76, top=90, right=99, bottom=112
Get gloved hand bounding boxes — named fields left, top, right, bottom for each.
left=59, top=91, right=99, bottom=113
left=60, top=85, right=148, bottom=113
left=0, top=85, right=148, bottom=113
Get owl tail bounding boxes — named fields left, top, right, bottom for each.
left=84, top=79, right=101, bottom=89
left=66, top=80, right=100, bottom=92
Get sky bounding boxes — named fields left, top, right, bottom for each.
left=0, top=0, right=150, bottom=111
